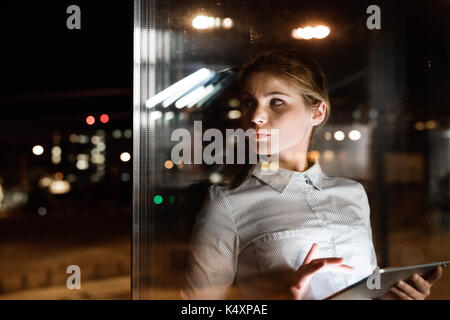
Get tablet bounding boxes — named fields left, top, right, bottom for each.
left=325, top=260, right=449, bottom=300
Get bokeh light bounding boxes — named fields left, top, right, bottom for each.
left=334, top=131, right=345, bottom=141
left=348, top=130, right=362, bottom=141
left=100, top=114, right=109, bottom=124
left=86, top=115, right=95, bottom=125
left=120, top=152, right=131, bottom=162
left=32, top=145, right=44, bottom=156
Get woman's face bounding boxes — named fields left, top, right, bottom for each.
left=241, top=71, right=315, bottom=155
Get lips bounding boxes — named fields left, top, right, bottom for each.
left=255, top=131, right=271, bottom=140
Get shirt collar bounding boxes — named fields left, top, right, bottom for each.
left=251, top=161, right=324, bottom=193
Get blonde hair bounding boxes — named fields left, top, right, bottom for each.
left=225, top=49, right=332, bottom=189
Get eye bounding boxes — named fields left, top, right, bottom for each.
left=270, top=98, right=283, bottom=107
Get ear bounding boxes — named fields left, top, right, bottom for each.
left=311, top=101, right=327, bottom=126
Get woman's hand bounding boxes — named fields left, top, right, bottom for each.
left=377, top=266, right=443, bottom=300
left=288, top=243, right=354, bottom=300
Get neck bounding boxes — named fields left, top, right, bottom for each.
left=276, top=143, right=310, bottom=172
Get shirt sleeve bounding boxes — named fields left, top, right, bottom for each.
left=359, top=183, right=378, bottom=272
left=180, top=184, right=240, bottom=300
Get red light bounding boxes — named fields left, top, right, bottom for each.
left=100, top=114, right=109, bottom=124
left=86, top=116, right=95, bottom=125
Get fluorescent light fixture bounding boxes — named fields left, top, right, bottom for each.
left=175, top=84, right=215, bottom=109
left=145, top=68, right=214, bottom=109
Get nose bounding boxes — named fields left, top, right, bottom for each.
left=250, top=104, right=268, bottom=127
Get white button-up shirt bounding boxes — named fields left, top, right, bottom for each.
left=181, top=161, right=378, bottom=300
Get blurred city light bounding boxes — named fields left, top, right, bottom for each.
left=120, top=173, right=130, bottom=182
left=324, top=132, right=332, bottom=141
left=54, top=172, right=63, bottom=180
left=313, top=25, right=331, bottom=38
left=52, top=146, right=61, bottom=156
left=123, top=129, right=132, bottom=139
left=49, top=180, right=71, bottom=194
left=164, top=160, right=174, bottom=169
left=222, top=18, right=233, bottom=29
left=91, top=135, right=101, bottom=145
left=100, top=114, right=109, bottom=124
left=86, top=115, right=95, bottom=125
left=227, top=110, right=241, bottom=119
left=37, top=207, right=47, bottom=216
left=77, top=135, right=89, bottom=144
left=415, top=121, right=425, bottom=130
left=67, top=174, right=77, bottom=183
left=112, top=129, right=122, bottom=139
left=334, top=130, right=345, bottom=141
left=323, top=150, right=335, bottom=160
left=209, top=172, right=223, bottom=184
left=292, top=25, right=330, bottom=40
left=39, top=177, right=52, bottom=188
left=76, top=154, right=89, bottom=170
left=96, top=142, right=106, bottom=151
left=120, top=152, right=131, bottom=162
left=32, top=145, right=44, bottom=156
left=192, top=15, right=215, bottom=29
left=69, top=134, right=78, bottom=143
left=76, top=160, right=89, bottom=170
left=52, top=134, right=61, bottom=144
left=51, top=146, right=62, bottom=164
left=91, top=154, right=105, bottom=164
left=425, top=120, right=438, bottom=129
left=348, top=129, right=362, bottom=141
left=153, top=195, right=163, bottom=204
left=309, top=150, right=320, bottom=162
left=228, top=98, right=240, bottom=108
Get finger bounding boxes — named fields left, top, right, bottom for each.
left=390, top=286, right=413, bottom=300
left=320, top=264, right=355, bottom=274
left=424, top=266, right=443, bottom=286
left=302, top=243, right=318, bottom=265
left=396, top=280, right=424, bottom=300
left=301, top=260, right=327, bottom=278
left=310, top=257, right=344, bottom=265
left=301, top=261, right=353, bottom=278
left=410, top=273, right=431, bottom=297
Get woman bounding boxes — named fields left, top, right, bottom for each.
left=181, top=49, right=442, bottom=300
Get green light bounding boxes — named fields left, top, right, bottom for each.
left=153, top=195, right=163, bottom=204
left=169, top=195, right=175, bottom=204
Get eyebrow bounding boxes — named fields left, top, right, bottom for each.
left=243, top=91, right=291, bottom=98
